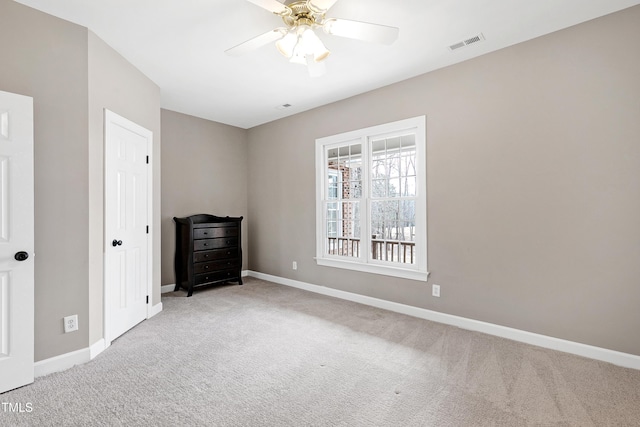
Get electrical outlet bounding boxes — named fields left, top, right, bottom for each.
left=292, top=261, right=298, bottom=270
left=432, top=284, right=441, bottom=298
left=64, top=315, right=78, bottom=333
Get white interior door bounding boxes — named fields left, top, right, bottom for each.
left=0, top=90, right=34, bottom=393
left=104, top=110, right=152, bottom=343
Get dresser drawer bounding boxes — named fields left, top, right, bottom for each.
left=193, top=248, right=236, bottom=263
left=193, top=227, right=238, bottom=239
left=194, top=237, right=238, bottom=251
left=195, top=269, right=238, bottom=285
left=194, top=259, right=240, bottom=274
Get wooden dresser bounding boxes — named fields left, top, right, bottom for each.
left=173, top=214, right=243, bottom=297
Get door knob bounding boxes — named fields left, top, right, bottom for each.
left=15, top=251, right=29, bottom=261
left=112, top=240, right=123, bottom=247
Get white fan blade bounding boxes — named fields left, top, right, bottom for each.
left=307, top=0, right=339, bottom=13
left=323, top=18, right=399, bottom=45
left=225, top=29, right=286, bottom=56
left=246, top=0, right=290, bottom=15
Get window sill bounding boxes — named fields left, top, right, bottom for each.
left=315, top=257, right=429, bottom=282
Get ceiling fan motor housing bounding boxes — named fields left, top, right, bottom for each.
left=281, top=1, right=325, bottom=28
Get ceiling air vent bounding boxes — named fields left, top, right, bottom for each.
left=449, top=33, right=485, bottom=51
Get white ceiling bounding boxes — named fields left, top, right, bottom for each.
left=13, top=0, right=640, bottom=129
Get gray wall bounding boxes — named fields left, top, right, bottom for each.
left=161, top=109, right=248, bottom=285
left=3, top=0, right=639, bottom=363
left=247, top=6, right=640, bottom=356
left=88, top=32, right=161, bottom=345
left=1, top=0, right=161, bottom=361
left=0, top=0, right=90, bottom=361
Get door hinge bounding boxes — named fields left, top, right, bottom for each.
left=146, top=155, right=149, bottom=164
left=146, top=295, right=149, bottom=304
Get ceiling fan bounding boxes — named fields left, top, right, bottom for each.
left=225, top=0, right=400, bottom=77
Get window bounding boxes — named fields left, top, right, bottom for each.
left=315, top=116, right=428, bottom=281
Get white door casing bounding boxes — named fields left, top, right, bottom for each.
left=104, top=110, right=152, bottom=344
left=0, top=90, right=34, bottom=393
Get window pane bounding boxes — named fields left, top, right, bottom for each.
left=400, top=176, right=416, bottom=197
left=371, top=157, right=385, bottom=179
left=384, top=200, right=400, bottom=221
left=401, top=134, right=415, bottom=147
left=328, top=143, right=362, bottom=201
left=326, top=201, right=339, bottom=243
left=372, top=179, right=387, bottom=198
left=328, top=185, right=338, bottom=199
left=399, top=221, right=415, bottom=242
left=388, top=152, right=400, bottom=178
left=327, top=221, right=337, bottom=238
left=350, top=181, right=362, bottom=199
left=370, top=201, right=384, bottom=224
left=371, top=238, right=383, bottom=260
left=343, top=221, right=356, bottom=238
left=401, top=154, right=416, bottom=177
left=328, top=173, right=338, bottom=199
left=400, top=200, right=416, bottom=222
left=372, top=138, right=386, bottom=153
left=337, top=240, right=358, bottom=258
left=339, top=181, right=347, bottom=199
left=387, top=136, right=402, bottom=150
left=325, top=199, right=361, bottom=259
left=350, top=164, right=362, bottom=181
left=341, top=201, right=359, bottom=220
left=388, top=177, right=400, bottom=197
left=371, top=134, right=417, bottom=200
left=368, top=132, right=418, bottom=262
left=386, top=221, right=398, bottom=240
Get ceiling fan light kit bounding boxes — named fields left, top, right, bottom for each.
left=276, top=24, right=331, bottom=65
left=228, top=0, right=399, bottom=76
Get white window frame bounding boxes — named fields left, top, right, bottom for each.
left=315, top=116, right=428, bottom=281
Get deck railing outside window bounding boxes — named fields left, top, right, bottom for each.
left=327, top=236, right=415, bottom=264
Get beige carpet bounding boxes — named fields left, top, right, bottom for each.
left=1, top=277, right=639, bottom=426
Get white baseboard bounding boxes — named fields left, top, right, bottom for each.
left=36, top=302, right=163, bottom=378
left=247, top=270, right=640, bottom=370
left=148, top=302, right=163, bottom=318
left=161, top=284, right=176, bottom=293
left=161, top=270, right=250, bottom=294
left=35, top=347, right=90, bottom=378
left=89, top=338, right=106, bottom=360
